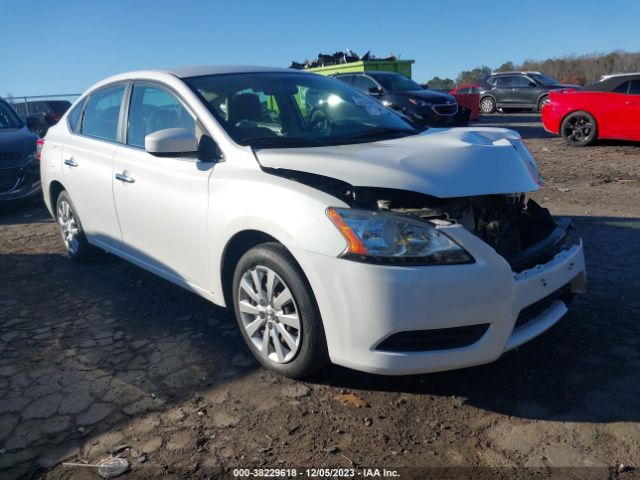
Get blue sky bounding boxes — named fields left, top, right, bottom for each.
left=2, top=0, right=639, bottom=96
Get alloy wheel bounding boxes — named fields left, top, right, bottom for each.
left=563, top=115, right=593, bottom=143
left=237, top=265, right=301, bottom=364
left=480, top=97, right=495, bottom=113
left=57, top=200, right=80, bottom=255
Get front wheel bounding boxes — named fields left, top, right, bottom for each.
left=232, top=243, right=329, bottom=378
left=479, top=96, right=496, bottom=114
left=560, top=111, right=597, bottom=146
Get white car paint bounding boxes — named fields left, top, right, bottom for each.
left=40, top=66, right=586, bottom=375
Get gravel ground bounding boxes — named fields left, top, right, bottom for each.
left=0, top=114, right=639, bottom=480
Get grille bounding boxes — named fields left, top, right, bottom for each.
left=0, top=168, right=21, bottom=192
left=0, top=152, right=23, bottom=161
left=432, top=104, right=458, bottom=116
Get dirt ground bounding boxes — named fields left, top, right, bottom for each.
left=1, top=114, right=639, bottom=480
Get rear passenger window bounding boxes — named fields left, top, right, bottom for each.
left=67, top=99, right=86, bottom=133
left=81, top=85, right=125, bottom=141
left=496, top=76, right=513, bottom=87
left=126, top=85, right=196, bottom=148
left=628, top=80, right=640, bottom=95
left=613, top=82, right=630, bottom=94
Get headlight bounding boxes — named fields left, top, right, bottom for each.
left=408, top=98, right=430, bottom=108
left=326, top=207, right=474, bottom=266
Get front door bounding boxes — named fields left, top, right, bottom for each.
left=112, top=83, right=214, bottom=288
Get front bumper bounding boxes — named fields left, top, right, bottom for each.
left=0, top=159, right=42, bottom=202
left=293, top=223, right=586, bottom=375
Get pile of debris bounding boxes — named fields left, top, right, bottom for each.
left=289, top=50, right=398, bottom=70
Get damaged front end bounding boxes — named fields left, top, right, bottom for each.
left=265, top=168, right=578, bottom=273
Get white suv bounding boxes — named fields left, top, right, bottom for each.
left=40, top=66, right=586, bottom=378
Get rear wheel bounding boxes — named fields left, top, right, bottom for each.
left=56, top=191, right=98, bottom=260
left=232, top=243, right=329, bottom=378
left=560, top=111, right=597, bottom=146
left=537, top=95, right=550, bottom=112
left=479, top=96, right=496, bottom=114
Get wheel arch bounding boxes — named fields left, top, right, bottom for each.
left=49, top=180, right=66, bottom=213
left=219, top=229, right=282, bottom=308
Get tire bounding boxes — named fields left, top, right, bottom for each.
left=537, top=95, right=550, bottom=112
left=55, top=191, right=98, bottom=260
left=479, top=96, right=496, bottom=114
left=232, top=242, right=329, bottom=378
left=560, top=111, right=598, bottom=147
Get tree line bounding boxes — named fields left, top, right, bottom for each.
left=425, top=50, right=640, bottom=90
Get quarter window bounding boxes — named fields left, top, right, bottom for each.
left=613, top=82, right=630, bottom=94
left=67, top=99, right=86, bottom=133
left=81, top=85, right=125, bottom=141
left=126, top=85, right=196, bottom=148
left=628, top=80, right=640, bottom=95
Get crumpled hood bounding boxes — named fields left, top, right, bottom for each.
left=255, top=127, right=542, bottom=199
left=0, top=127, right=38, bottom=156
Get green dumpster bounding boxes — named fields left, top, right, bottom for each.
left=305, top=60, right=415, bottom=78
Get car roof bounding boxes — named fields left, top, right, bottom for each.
left=490, top=71, right=542, bottom=76
left=588, top=73, right=640, bottom=92
left=599, top=72, right=640, bottom=81
left=162, top=65, right=299, bottom=78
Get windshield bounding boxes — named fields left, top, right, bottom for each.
left=529, top=73, right=560, bottom=86
left=369, top=73, right=423, bottom=92
left=185, top=72, right=417, bottom=148
left=0, top=101, right=23, bottom=129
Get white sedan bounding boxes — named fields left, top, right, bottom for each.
left=39, top=66, right=586, bottom=378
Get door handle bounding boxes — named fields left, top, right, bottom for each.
left=64, top=158, right=78, bottom=167
left=115, top=172, right=135, bottom=184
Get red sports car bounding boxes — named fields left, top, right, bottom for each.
left=542, top=73, right=640, bottom=146
left=449, top=84, right=480, bottom=121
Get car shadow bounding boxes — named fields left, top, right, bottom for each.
left=310, top=215, right=640, bottom=423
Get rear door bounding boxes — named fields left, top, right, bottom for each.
left=621, top=80, right=640, bottom=140
left=493, top=76, right=514, bottom=104
left=61, top=84, right=125, bottom=248
left=112, top=82, right=215, bottom=288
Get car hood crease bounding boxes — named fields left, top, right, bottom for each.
left=255, top=127, right=542, bottom=199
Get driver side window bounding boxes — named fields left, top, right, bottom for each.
left=126, top=85, right=196, bottom=148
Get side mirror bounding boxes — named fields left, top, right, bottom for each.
left=145, top=128, right=198, bottom=156
left=528, top=81, right=537, bottom=87
left=26, top=116, right=39, bottom=131
left=368, top=86, right=383, bottom=95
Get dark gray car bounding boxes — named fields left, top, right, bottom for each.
left=0, top=99, right=40, bottom=202
left=479, top=71, right=576, bottom=114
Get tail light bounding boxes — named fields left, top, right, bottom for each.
left=35, top=138, right=45, bottom=160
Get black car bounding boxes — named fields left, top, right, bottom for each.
left=11, top=99, right=71, bottom=137
left=332, top=71, right=469, bottom=127
left=0, top=98, right=41, bottom=202
left=478, top=71, right=576, bottom=114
